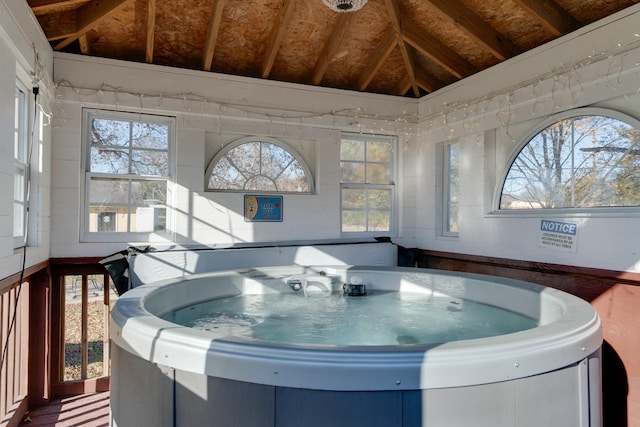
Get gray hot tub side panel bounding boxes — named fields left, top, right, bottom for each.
left=110, top=345, right=602, bottom=427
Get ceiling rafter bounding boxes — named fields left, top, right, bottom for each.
left=426, top=0, right=521, bottom=61
left=145, top=0, right=156, bottom=63
left=513, top=0, right=580, bottom=36
left=28, top=0, right=88, bottom=16
left=261, top=0, right=297, bottom=79
left=203, top=0, right=227, bottom=72
left=53, top=0, right=133, bottom=50
left=356, top=28, right=397, bottom=91
left=402, top=18, right=478, bottom=79
left=78, top=33, right=89, bottom=54
left=384, top=0, right=419, bottom=97
left=310, top=13, right=354, bottom=86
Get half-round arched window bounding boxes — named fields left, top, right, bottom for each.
left=500, top=108, right=640, bottom=210
left=205, top=137, right=314, bottom=193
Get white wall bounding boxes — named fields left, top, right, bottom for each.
left=415, top=4, right=640, bottom=273
left=48, top=3, right=640, bottom=275
left=0, top=0, right=52, bottom=279
left=50, top=54, right=419, bottom=257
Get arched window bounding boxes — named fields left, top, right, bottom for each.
left=205, top=137, right=314, bottom=193
left=500, top=109, right=640, bottom=210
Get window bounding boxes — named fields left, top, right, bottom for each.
left=206, top=137, right=313, bottom=193
left=340, top=133, right=396, bottom=235
left=83, top=110, right=173, bottom=240
left=14, top=84, right=28, bottom=248
left=500, top=109, right=640, bottom=210
left=443, top=141, right=460, bottom=235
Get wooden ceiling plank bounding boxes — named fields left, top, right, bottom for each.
left=402, top=19, right=477, bottom=79
left=513, top=0, right=580, bottom=37
left=384, top=0, right=419, bottom=97
left=146, top=0, right=156, bottom=63
left=426, top=0, right=521, bottom=60
left=310, top=13, right=353, bottom=86
left=356, top=28, right=397, bottom=91
left=261, top=0, right=297, bottom=79
left=53, top=0, right=132, bottom=50
left=37, top=11, right=77, bottom=40
left=203, top=0, right=227, bottom=71
left=28, top=0, right=88, bottom=16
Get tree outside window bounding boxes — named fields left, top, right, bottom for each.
left=340, top=133, right=396, bottom=235
left=206, top=137, right=313, bottom=193
left=84, top=110, right=173, bottom=238
left=501, top=110, right=640, bottom=210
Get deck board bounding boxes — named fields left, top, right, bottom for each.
left=20, top=392, right=109, bottom=427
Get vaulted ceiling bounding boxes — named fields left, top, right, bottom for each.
left=29, top=0, right=639, bottom=98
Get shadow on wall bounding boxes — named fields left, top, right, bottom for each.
left=602, top=340, right=628, bottom=426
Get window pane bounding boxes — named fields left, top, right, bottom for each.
left=501, top=114, right=640, bottom=209
left=91, top=118, right=130, bottom=147
left=445, top=142, right=459, bottom=234
left=342, top=211, right=366, bottom=232
left=132, top=122, right=169, bottom=149
left=245, top=176, right=277, bottom=191
left=90, top=147, right=130, bottom=174
left=207, top=139, right=313, bottom=193
left=90, top=178, right=129, bottom=205
left=131, top=149, right=169, bottom=176
left=13, top=167, right=25, bottom=238
left=366, top=141, right=391, bottom=162
left=342, top=188, right=366, bottom=208
left=368, top=211, right=390, bottom=231
left=368, top=189, right=391, bottom=209
left=227, top=143, right=261, bottom=176
left=275, top=163, right=310, bottom=192
left=366, top=164, right=390, bottom=184
left=341, top=161, right=365, bottom=183
left=340, top=139, right=365, bottom=161
left=261, top=142, right=293, bottom=178
left=131, top=180, right=167, bottom=205
left=209, top=157, right=244, bottom=190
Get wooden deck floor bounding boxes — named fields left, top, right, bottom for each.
left=20, top=392, right=109, bottom=427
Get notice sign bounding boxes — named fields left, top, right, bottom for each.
left=539, top=219, right=578, bottom=253
left=244, top=195, right=283, bottom=222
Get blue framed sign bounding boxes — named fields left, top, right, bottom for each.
left=244, top=195, right=283, bottom=222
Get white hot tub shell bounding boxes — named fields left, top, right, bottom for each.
left=110, top=265, right=602, bottom=427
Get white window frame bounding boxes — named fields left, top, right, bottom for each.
left=443, top=141, right=460, bottom=237
left=81, top=109, right=175, bottom=243
left=14, top=81, right=29, bottom=249
left=340, top=133, right=397, bottom=237
left=205, top=136, right=315, bottom=194
left=496, top=107, right=640, bottom=216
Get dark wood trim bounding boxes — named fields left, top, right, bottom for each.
left=415, top=249, right=640, bottom=284
left=28, top=268, right=51, bottom=409
left=0, top=259, right=49, bottom=293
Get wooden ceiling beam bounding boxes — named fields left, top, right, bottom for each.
left=146, top=0, right=156, bottom=63
left=203, top=0, right=227, bottom=71
left=261, top=0, right=297, bottom=79
left=28, top=0, right=89, bottom=16
left=310, top=13, right=353, bottom=86
left=513, top=0, right=580, bottom=37
left=426, top=0, right=521, bottom=60
left=53, top=0, right=132, bottom=50
left=384, top=0, right=419, bottom=97
left=402, top=19, right=478, bottom=79
left=356, top=28, right=397, bottom=91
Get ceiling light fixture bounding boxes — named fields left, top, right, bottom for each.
left=323, top=0, right=368, bottom=13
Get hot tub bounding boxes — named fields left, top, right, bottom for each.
left=110, top=266, right=602, bottom=427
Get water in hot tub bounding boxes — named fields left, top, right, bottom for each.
left=162, top=291, right=538, bottom=346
